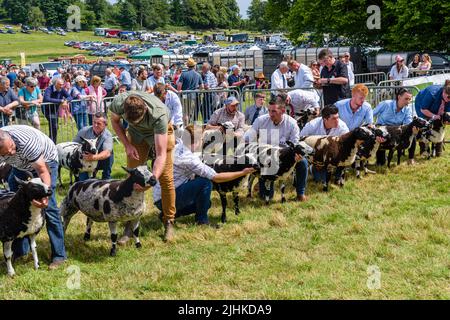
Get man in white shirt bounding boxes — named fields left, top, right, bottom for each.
left=342, top=52, right=355, bottom=86
left=154, top=83, right=184, bottom=138
left=244, top=96, right=309, bottom=202
left=270, top=61, right=289, bottom=93
left=286, top=89, right=320, bottom=115
left=288, top=60, right=314, bottom=88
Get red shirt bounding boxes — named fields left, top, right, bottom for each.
left=38, top=76, right=50, bottom=90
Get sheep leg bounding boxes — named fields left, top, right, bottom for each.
left=108, top=222, right=118, bottom=257
left=30, top=234, right=39, bottom=270
left=69, top=171, right=73, bottom=185
left=83, top=217, right=93, bottom=241
left=356, top=160, right=361, bottom=179
left=387, top=149, right=394, bottom=168
left=264, top=180, right=272, bottom=204
left=397, top=148, right=402, bottom=165
left=337, top=167, right=345, bottom=187
left=247, top=174, right=255, bottom=198
left=60, top=200, right=78, bottom=233
left=58, top=165, right=63, bottom=186
left=281, top=183, right=286, bottom=203
left=323, top=170, right=331, bottom=192
left=130, top=219, right=142, bottom=249
left=3, top=241, right=15, bottom=277
left=232, top=191, right=240, bottom=216
left=220, top=192, right=227, bottom=223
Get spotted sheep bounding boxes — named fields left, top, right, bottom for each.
left=60, top=166, right=156, bottom=257
left=0, top=162, right=12, bottom=189
left=57, top=137, right=99, bottom=185
left=207, top=154, right=259, bottom=223
left=302, top=127, right=375, bottom=191
left=377, top=116, right=430, bottom=167
left=242, top=141, right=315, bottom=204
left=355, top=126, right=391, bottom=178
left=294, top=107, right=319, bottom=131
left=417, top=112, right=450, bottom=159
left=0, top=177, right=52, bottom=277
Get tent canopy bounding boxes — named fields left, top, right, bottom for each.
left=131, top=47, right=168, bottom=60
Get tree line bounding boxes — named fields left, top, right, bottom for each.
left=0, top=0, right=241, bottom=31
left=246, top=0, right=449, bottom=52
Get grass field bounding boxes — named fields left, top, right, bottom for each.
left=0, top=120, right=448, bottom=299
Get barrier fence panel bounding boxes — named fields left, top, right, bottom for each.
left=366, top=86, right=420, bottom=116
left=354, top=72, right=387, bottom=85
left=377, top=79, right=404, bottom=87
left=241, top=87, right=323, bottom=116
left=177, top=88, right=241, bottom=125
left=409, top=68, right=450, bottom=78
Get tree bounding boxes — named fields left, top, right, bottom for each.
left=27, top=7, right=46, bottom=28
left=85, top=0, right=108, bottom=26
left=247, top=0, right=270, bottom=31
left=183, top=0, right=219, bottom=29
left=3, top=0, right=33, bottom=24
left=118, top=0, right=138, bottom=29
left=170, top=0, right=184, bottom=26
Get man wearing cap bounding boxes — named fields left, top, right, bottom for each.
left=287, top=60, right=314, bottom=89
left=206, top=96, right=245, bottom=135
left=389, top=55, right=409, bottom=81
left=244, top=93, right=268, bottom=125
left=119, top=67, right=132, bottom=91
left=110, top=91, right=176, bottom=242
left=177, top=58, right=203, bottom=124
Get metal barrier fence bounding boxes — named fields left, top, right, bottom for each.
left=354, top=72, right=387, bottom=85
left=240, top=87, right=323, bottom=116
left=366, top=86, right=420, bottom=116
left=409, top=68, right=450, bottom=78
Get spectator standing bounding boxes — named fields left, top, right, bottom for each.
left=288, top=60, right=314, bottom=88
left=0, top=77, right=18, bottom=127
left=38, top=71, right=51, bottom=90
left=228, top=66, right=247, bottom=92
left=409, top=54, right=421, bottom=70
left=131, top=69, right=150, bottom=92
left=154, top=83, right=184, bottom=138
left=270, top=62, right=289, bottom=96
left=342, top=52, right=355, bottom=86
left=244, top=93, right=268, bottom=125
left=17, top=77, right=42, bottom=129
left=119, top=67, right=132, bottom=91
left=85, top=76, right=107, bottom=126
left=104, top=68, right=118, bottom=97
left=255, top=72, right=269, bottom=90
left=43, top=78, right=72, bottom=143
left=147, top=64, right=166, bottom=93
left=419, top=54, right=432, bottom=71
left=70, top=75, right=93, bottom=130
left=177, top=58, right=204, bottom=124
left=317, top=49, right=350, bottom=105
left=201, top=62, right=218, bottom=122
left=389, top=55, right=409, bottom=80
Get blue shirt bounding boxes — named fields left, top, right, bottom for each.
left=0, top=87, right=18, bottom=107
left=104, top=74, right=118, bottom=90
left=335, top=98, right=373, bottom=130
left=415, top=85, right=450, bottom=118
left=18, top=87, right=41, bottom=114
left=43, top=85, right=72, bottom=117
left=7, top=72, right=17, bottom=87
left=373, top=100, right=413, bottom=125
left=178, top=69, right=203, bottom=91
left=69, top=85, right=87, bottom=114
left=119, top=70, right=132, bottom=86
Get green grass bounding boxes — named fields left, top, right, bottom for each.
left=0, top=122, right=448, bottom=299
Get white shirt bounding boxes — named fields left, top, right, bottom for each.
left=244, top=113, right=300, bottom=146
left=287, top=89, right=320, bottom=114
left=270, top=69, right=288, bottom=91
left=164, top=90, right=183, bottom=126
left=293, top=64, right=314, bottom=88
left=300, top=117, right=349, bottom=137
left=389, top=65, right=409, bottom=80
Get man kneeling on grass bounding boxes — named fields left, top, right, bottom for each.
left=152, top=125, right=255, bottom=227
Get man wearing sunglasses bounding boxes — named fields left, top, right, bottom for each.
left=415, top=80, right=450, bottom=157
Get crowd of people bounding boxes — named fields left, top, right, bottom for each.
left=0, top=48, right=449, bottom=271
left=388, top=53, right=434, bottom=81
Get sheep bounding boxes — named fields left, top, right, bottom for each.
left=355, top=126, right=391, bottom=178
left=57, top=137, right=99, bottom=186
left=60, top=166, right=156, bottom=257
left=417, top=112, right=450, bottom=159
left=0, top=177, right=52, bottom=276
left=302, top=127, right=375, bottom=191
left=243, top=141, right=315, bottom=204
left=293, top=107, right=319, bottom=131
left=0, top=162, right=12, bottom=189
left=377, top=116, right=430, bottom=167
left=208, top=154, right=259, bottom=223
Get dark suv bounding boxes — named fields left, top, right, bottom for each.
left=89, top=62, right=131, bottom=80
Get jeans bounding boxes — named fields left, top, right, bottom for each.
left=259, top=159, right=309, bottom=199
left=312, top=166, right=343, bottom=183
left=79, top=150, right=114, bottom=181
left=45, top=114, right=59, bottom=144
left=73, top=113, right=88, bottom=131
left=0, top=113, right=10, bottom=127
left=8, top=161, right=66, bottom=262
left=154, top=177, right=212, bottom=224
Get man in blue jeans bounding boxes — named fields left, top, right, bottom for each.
left=152, top=125, right=255, bottom=226
left=0, top=125, right=66, bottom=270
left=244, top=95, right=309, bottom=202
left=75, top=112, right=114, bottom=181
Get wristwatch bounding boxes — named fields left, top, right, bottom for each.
left=327, top=78, right=331, bottom=84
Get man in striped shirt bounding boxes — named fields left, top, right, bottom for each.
left=0, top=125, right=66, bottom=269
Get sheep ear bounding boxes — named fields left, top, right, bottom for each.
left=14, top=176, right=28, bottom=186
left=121, top=166, right=134, bottom=174
left=286, top=141, right=294, bottom=149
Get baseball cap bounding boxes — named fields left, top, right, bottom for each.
left=224, top=96, right=239, bottom=106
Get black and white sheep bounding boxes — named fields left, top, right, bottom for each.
left=355, top=126, right=391, bottom=178
left=60, top=166, right=156, bottom=256
left=417, top=112, right=450, bottom=159
left=0, top=178, right=52, bottom=276
left=377, top=116, right=430, bottom=167
left=293, top=107, right=319, bottom=131
left=208, top=154, right=259, bottom=223
left=243, top=141, right=315, bottom=204
left=57, top=137, right=99, bottom=185
left=0, top=162, right=12, bottom=189
left=302, top=127, right=375, bottom=191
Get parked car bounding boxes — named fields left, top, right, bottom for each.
left=89, top=62, right=130, bottom=80
left=7, top=29, right=16, bottom=34
left=370, top=51, right=450, bottom=74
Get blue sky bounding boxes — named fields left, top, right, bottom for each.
left=108, top=0, right=252, bottom=18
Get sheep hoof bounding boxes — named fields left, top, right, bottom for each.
left=34, top=263, right=39, bottom=270
left=221, top=217, right=227, bottom=224
left=110, top=248, right=116, bottom=257
left=7, top=271, right=15, bottom=278
left=83, top=233, right=91, bottom=241
left=281, top=197, right=286, bottom=203
left=322, top=186, right=329, bottom=192
left=135, top=242, right=142, bottom=249
left=235, top=209, right=240, bottom=216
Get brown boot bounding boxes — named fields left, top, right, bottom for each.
left=163, top=221, right=175, bottom=242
